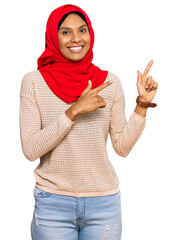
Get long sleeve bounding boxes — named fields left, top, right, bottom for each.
left=109, top=79, right=146, bottom=157
left=19, top=73, right=75, bottom=162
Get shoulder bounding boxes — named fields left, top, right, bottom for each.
left=107, top=71, right=124, bottom=99
left=20, top=70, right=39, bottom=98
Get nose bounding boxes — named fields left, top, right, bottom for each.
left=71, top=31, right=81, bottom=43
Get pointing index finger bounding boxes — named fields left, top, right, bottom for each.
left=143, top=60, right=154, bottom=77
left=93, top=80, right=113, bottom=93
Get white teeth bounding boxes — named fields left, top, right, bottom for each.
left=68, top=46, right=83, bottom=50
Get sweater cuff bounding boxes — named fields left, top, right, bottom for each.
left=132, top=111, right=146, bottom=122
left=60, top=111, right=75, bottom=126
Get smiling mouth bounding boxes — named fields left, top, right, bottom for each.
left=67, top=45, right=84, bottom=53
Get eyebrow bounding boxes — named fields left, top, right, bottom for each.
left=59, top=24, right=88, bottom=31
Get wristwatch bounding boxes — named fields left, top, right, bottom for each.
left=136, top=96, right=157, bottom=108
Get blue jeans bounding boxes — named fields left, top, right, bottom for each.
left=31, top=185, right=122, bottom=240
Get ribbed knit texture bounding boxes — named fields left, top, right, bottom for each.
left=19, top=70, right=146, bottom=197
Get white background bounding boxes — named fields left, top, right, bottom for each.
left=1, top=0, right=177, bottom=239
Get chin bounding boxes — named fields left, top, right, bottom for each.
left=73, top=57, right=84, bottom=61
left=67, top=54, right=86, bottom=61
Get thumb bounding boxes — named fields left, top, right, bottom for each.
left=82, top=80, right=92, bottom=94
left=137, top=70, right=142, bottom=86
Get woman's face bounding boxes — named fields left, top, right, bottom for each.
left=58, top=13, right=91, bottom=61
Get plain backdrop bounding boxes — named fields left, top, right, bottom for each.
left=1, top=0, right=176, bottom=239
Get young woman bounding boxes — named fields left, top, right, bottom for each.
left=19, top=4, right=158, bottom=240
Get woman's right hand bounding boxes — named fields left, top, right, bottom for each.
left=73, top=79, right=113, bottom=115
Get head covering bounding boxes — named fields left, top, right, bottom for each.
left=58, top=11, right=87, bottom=31
left=37, top=4, right=108, bottom=104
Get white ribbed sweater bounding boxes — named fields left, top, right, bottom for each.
left=19, top=70, right=146, bottom=197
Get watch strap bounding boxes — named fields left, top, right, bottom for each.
left=136, top=96, right=157, bottom=108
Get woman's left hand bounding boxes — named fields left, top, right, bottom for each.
left=137, top=60, right=158, bottom=102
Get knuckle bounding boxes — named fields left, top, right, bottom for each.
left=148, top=78, right=152, bottom=84
left=96, top=97, right=100, bottom=102
left=154, top=82, right=157, bottom=87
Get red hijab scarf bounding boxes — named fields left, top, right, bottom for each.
left=37, top=4, right=108, bottom=104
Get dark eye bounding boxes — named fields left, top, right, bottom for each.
left=80, top=28, right=87, bottom=33
left=62, top=31, right=70, bottom=35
